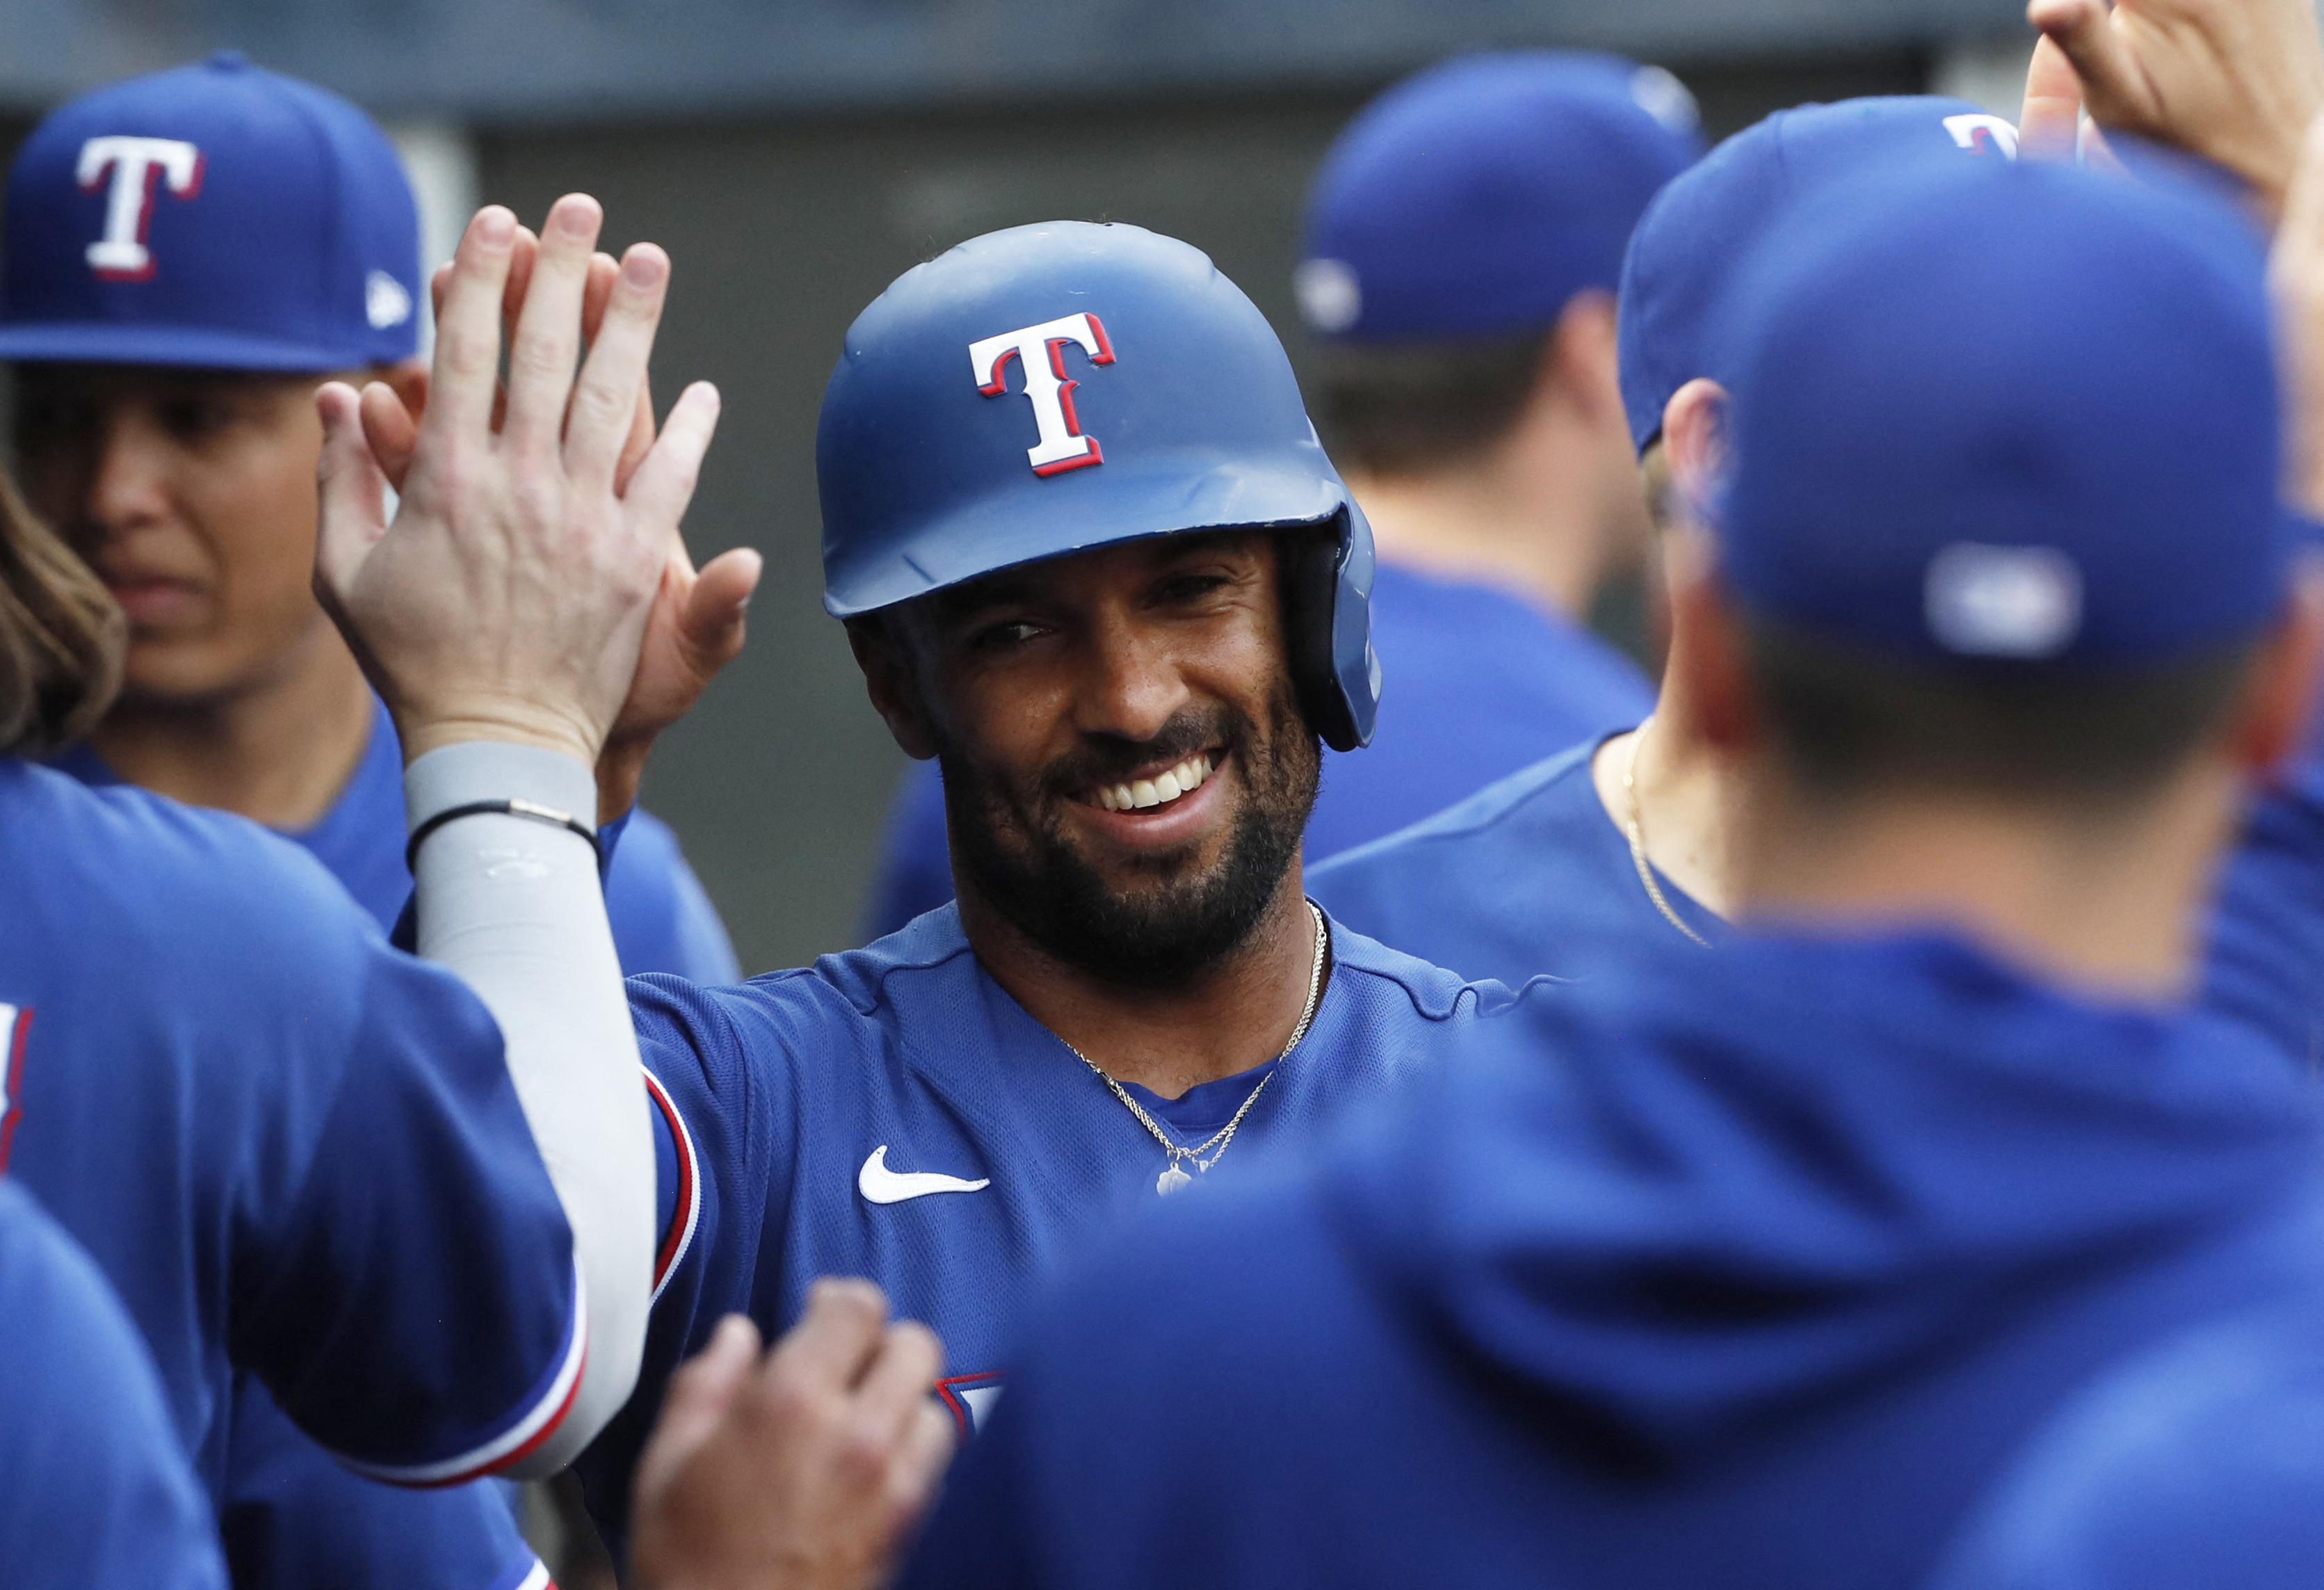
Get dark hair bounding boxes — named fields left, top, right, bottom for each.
left=1313, top=330, right=1548, bottom=478
left=0, top=473, right=121, bottom=755
left=1743, top=616, right=2259, bottom=809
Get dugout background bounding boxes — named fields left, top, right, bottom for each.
left=0, top=0, right=2036, bottom=972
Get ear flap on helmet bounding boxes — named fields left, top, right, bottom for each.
left=1282, top=508, right=1376, bottom=753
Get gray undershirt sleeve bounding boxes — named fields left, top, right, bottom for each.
left=405, top=740, right=652, bottom=1477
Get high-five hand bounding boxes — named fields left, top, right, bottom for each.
left=631, top=1283, right=955, bottom=1590
left=313, top=195, right=723, bottom=769
left=2028, top=0, right=2324, bottom=216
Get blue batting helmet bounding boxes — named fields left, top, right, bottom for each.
left=817, top=220, right=1380, bottom=753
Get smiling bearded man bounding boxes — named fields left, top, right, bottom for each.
left=565, top=220, right=1521, bottom=1560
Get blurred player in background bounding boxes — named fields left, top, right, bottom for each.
left=1312, top=13, right=2324, bottom=1075
left=547, top=218, right=1524, bottom=1568
left=860, top=51, right=1699, bottom=937
left=0, top=189, right=721, bottom=1588
left=897, top=147, right=2324, bottom=1590
left=0, top=54, right=737, bottom=983
left=0, top=1178, right=226, bottom=1590
left=0, top=56, right=740, bottom=1588
left=1308, top=93, right=2019, bottom=983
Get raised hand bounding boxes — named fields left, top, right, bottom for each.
left=360, top=216, right=761, bottom=817
left=2270, top=118, right=2324, bottom=517
left=631, top=1283, right=955, bottom=1590
left=312, top=195, right=722, bottom=768
left=2028, top=0, right=2324, bottom=215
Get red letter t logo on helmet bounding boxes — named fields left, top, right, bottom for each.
left=76, top=136, right=205, bottom=282
left=968, top=313, right=1116, bottom=476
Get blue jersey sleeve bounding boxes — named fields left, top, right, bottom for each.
left=574, top=972, right=779, bottom=1557
left=863, top=761, right=954, bottom=942
left=234, top=931, right=586, bottom=1486
left=0, top=1181, right=226, bottom=1590
left=220, top=1376, right=543, bottom=1590
left=2204, top=757, right=2324, bottom=1066
left=607, top=808, right=743, bottom=982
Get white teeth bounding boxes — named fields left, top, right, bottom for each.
left=1091, top=755, right=1215, bottom=812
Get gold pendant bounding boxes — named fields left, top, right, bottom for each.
left=1157, top=1164, right=1193, bottom=1196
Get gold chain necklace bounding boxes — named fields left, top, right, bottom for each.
left=1622, top=718, right=1714, bottom=949
left=1064, top=901, right=1330, bottom=1196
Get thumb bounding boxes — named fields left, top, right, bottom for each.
left=314, top=381, right=391, bottom=602
left=679, top=547, right=763, bottom=674
left=634, top=1313, right=761, bottom=1504
left=2019, top=34, right=2085, bottom=161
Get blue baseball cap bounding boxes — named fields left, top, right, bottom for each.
left=0, top=52, right=421, bottom=371
left=1718, top=159, right=2295, bottom=667
left=1295, top=51, right=1702, bottom=344
left=1618, top=96, right=2019, bottom=452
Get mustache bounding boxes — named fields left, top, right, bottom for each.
left=1040, top=709, right=1241, bottom=796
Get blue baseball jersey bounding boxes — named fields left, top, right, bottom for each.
left=218, top=1373, right=543, bottom=1590
left=0, top=1177, right=226, bottom=1590
left=55, top=698, right=727, bottom=1590
left=0, top=755, right=586, bottom=1502
left=861, top=563, right=1655, bottom=938
left=574, top=901, right=1517, bottom=1552
left=1309, top=732, right=1718, bottom=985
left=54, top=696, right=740, bottom=980
left=1314, top=734, right=2324, bottom=1068
left=901, top=928, right=2324, bottom=1590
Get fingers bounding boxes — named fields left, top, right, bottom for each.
left=358, top=381, right=421, bottom=494
left=681, top=547, right=762, bottom=672
left=2271, top=116, right=2324, bottom=511
left=2020, top=34, right=2086, bottom=161
left=504, top=195, right=604, bottom=450
left=625, top=380, right=721, bottom=531
left=773, top=1278, right=892, bottom=1391
left=567, top=243, right=672, bottom=490
left=890, top=1399, right=959, bottom=1528
left=314, top=382, right=392, bottom=600
left=855, top=1319, right=943, bottom=1440
left=636, top=1313, right=762, bottom=1500
left=2029, top=0, right=2152, bottom=127
left=422, top=207, right=521, bottom=444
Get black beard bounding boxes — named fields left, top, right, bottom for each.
left=938, top=685, right=1319, bottom=988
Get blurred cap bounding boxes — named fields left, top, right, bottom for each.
left=1719, top=159, right=2295, bottom=668
left=0, top=52, right=421, bottom=371
left=1619, top=96, right=2016, bottom=451
left=1296, top=51, right=1702, bottom=343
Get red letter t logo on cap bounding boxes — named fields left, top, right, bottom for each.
left=969, top=314, right=1115, bottom=476
left=77, top=136, right=205, bottom=282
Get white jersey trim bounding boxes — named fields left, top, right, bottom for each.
left=645, top=1067, right=701, bottom=1307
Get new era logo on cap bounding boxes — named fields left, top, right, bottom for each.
left=1925, top=543, right=2083, bottom=658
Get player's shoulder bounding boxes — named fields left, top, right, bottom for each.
left=1313, top=735, right=1607, bottom=883
left=0, top=756, right=382, bottom=959
left=1322, top=911, right=1536, bottom=1025
left=0, top=1180, right=228, bottom=1590
left=1930, top=1290, right=2324, bottom=1590
left=628, top=902, right=981, bottom=1065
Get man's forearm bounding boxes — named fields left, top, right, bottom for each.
left=407, top=739, right=654, bottom=1474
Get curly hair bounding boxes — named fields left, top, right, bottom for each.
left=0, top=472, right=120, bottom=755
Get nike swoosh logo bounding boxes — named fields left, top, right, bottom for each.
left=858, top=1145, right=991, bottom=1205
